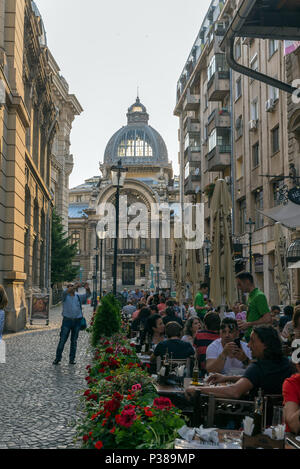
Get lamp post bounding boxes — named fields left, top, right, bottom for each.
left=96, top=222, right=106, bottom=300
left=246, top=217, right=255, bottom=274
left=111, top=160, right=128, bottom=297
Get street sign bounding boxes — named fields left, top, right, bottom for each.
left=288, top=187, right=300, bottom=206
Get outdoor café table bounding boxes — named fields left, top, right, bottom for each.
left=136, top=352, right=151, bottom=365
left=174, top=430, right=298, bottom=450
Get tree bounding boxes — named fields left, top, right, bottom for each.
left=51, top=208, right=79, bottom=286
left=91, top=294, right=121, bottom=346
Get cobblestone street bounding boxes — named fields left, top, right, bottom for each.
left=0, top=305, right=93, bottom=449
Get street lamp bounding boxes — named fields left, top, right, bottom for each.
left=96, top=222, right=107, bottom=300
left=246, top=217, right=255, bottom=274
left=111, top=159, right=128, bottom=297
left=204, top=237, right=211, bottom=278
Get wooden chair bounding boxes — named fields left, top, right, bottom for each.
left=156, top=356, right=193, bottom=378
left=193, top=393, right=256, bottom=429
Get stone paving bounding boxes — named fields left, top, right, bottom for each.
left=0, top=304, right=93, bottom=449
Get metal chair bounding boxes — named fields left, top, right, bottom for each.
left=156, top=356, right=193, bottom=378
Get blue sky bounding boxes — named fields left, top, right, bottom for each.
left=37, top=0, right=212, bottom=188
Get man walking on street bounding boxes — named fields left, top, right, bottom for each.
left=53, top=282, right=91, bottom=365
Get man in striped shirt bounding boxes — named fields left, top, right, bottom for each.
left=194, top=312, right=221, bottom=377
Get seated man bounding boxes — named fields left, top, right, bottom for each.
left=186, top=325, right=295, bottom=401
left=206, top=318, right=252, bottom=375
left=194, top=312, right=221, bottom=377
left=151, top=321, right=194, bottom=362
left=283, top=344, right=300, bottom=434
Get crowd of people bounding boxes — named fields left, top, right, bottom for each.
left=124, top=272, right=300, bottom=435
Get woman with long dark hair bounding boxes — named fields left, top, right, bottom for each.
left=144, top=314, right=165, bottom=349
left=131, top=307, right=151, bottom=332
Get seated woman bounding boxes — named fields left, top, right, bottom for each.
left=283, top=345, right=300, bottom=435
left=281, top=305, right=300, bottom=343
left=131, top=307, right=151, bottom=332
left=181, top=317, right=201, bottom=346
left=143, top=314, right=165, bottom=349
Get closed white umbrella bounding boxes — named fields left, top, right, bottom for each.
left=274, top=222, right=290, bottom=304
left=209, top=179, right=237, bottom=309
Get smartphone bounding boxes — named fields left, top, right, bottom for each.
left=234, top=338, right=241, bottom=348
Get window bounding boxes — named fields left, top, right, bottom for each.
left=273, top=179, right=285, bottom=207
left=208, top=128, right=231, bottom=152
left=185, top=162, right=190, bottom=180
left=235, top=115, right=243, bottom=139
left=71, top=232, right=80, bottom=253
left=239, top=199, right=247, bottom=234
left=140, top=264, right=146, bottom=278
left=252, top=142, right=259, bottom=167
left=271, top=126, right=279, bottom=154
left=208, top=129, right=217, bottom=152
left=123, top=238, right=134, bottom=250
left=117, top=130, right=153, bottom=158
left=250, top=54, right=258, bottom=72
left=76, top=195, right=82, bottom=202
left=208, top=56, right=216, bottom=81
left=269, top=40, right=278, bottom=58
left=236, top=77, right=242, bottom=100
left=235, top=40, right=241, bottom=60
left=254, top=190, right=264, bottom=229
left=251, top=100, right=259, bottom=121
left=268, top=84, right=279, bottom=102
left=140, top=238, right=146, bottom=250
left=236, top=156, right=243, bottom=180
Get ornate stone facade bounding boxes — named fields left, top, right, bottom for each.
left=0, top=1, right=81, bottom=331
left=69, top=98, right=179, bottom=293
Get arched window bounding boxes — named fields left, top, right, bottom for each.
left=117, top=130, right=153, bottom=157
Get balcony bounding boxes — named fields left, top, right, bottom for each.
left=184, top=117, right=201, bottom=133
left=207, top=70, right=230, bottom=102
left=206, top=145, right=231, bottom=172
left=183, top=88, right=200, bottom=111
left=207, top=108, right=231, bottom=134
left=184, top=174, right=201, bottom=196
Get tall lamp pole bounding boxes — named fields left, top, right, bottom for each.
left=111, top=160, right=127, bottom=297
left=96, top=221, right=106, bottom=300
left=246, top=218, right=255, bottom=275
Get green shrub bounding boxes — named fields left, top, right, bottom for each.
left=91, top=294, right=121, bottom=346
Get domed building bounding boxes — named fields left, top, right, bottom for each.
left=68, top=98, right=179, bottom=293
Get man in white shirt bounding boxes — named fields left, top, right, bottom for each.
left=206, top=318, right=252, bottom=375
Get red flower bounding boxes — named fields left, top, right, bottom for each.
left=126, top=394, right=134, bottom=400
left=153, top=397, right=173, bottom=410
left=109, top=426, right=116, bottom=434
left=144, top=407, right=154, bottom=417
left=95, top=441, right=103, bottom=450
left=105, top=347, right=114, bottom=354
left=98, top=368, right=105, bottom=373
left=82, top=435, right=89, bottom=442
left=145, top=363, right=150, bottom=369
left=117, top=407, right=137, bottom=428
left=113, top=392, right=123, bottom=401
left=104, top=341, right=110, bottom=345
left=104, top=398, right=121, bottom=413
left=105, top=376, right=114, bottom=382
left=83, top=389, right=91, bottom=397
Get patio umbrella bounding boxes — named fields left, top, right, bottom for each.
left=186, top=247, right=205, bottom=300
left=274, top=222, right=290, bottom=304
left=173, top=237, right=184, bottom=304
left=209, top=179, right=237, bottom=309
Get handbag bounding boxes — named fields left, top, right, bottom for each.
left=80, top=317, right=87, bottom=331
left=76, top=294, right=87, bottom=330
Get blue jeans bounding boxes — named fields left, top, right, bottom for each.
left=55, top=317, right=82, bottom=362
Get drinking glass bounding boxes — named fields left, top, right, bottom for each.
left=272, top=406, right=284, bottom=427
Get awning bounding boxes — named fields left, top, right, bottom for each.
left=288, top=260, right=300, bottom=269
left=220, top=0, right=300, bottom=96
left=258, top=201, right=300, bottom=229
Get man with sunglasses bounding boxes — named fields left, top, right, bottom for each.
left=206, top=318, right=252, bottom=375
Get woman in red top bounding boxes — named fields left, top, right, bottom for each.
left=283, top=347, right=300, bottom=434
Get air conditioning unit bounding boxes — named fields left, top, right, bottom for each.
left=249, top=119, right=258, bottom=131
left=265, top=98, right=276, bottom=112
